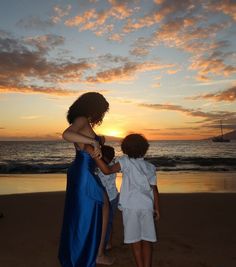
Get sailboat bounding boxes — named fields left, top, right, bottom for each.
left=212, top=120, right=230, bottom=142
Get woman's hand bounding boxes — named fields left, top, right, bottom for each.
left=93, top=141, right=102, bottom=159
left=84, top=142, right=102, bottom=159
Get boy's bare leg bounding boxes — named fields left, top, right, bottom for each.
left=96, top=192, right=114, bottom=265
left=142, top=241, right=153, bottom=267
left=106, top=229, right=112, bottom=250
left=131, top=241, right=143, bottom=267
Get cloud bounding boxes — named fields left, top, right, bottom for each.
left=123, top=0, right=197, bottom=32
left=65, top=1, right=133, bottom=38
left=127, top=1, right=234, bottom=81
left=189, top=51, right=236, bottom=80
left=166, top=68, right=180, bottom=74
left=129, top=47, right=149, bottom=57
left=52, top=4, right=72, bottom=23
left=0, top=85, right=78, bottom=96
left=150, top=19, right=228, bottom=50
left=24, top=34, right=65, bottom=52
left=207, top=0, right=236, bottom=21
left=17, top=4, right=71, bottom=29
left=108, top=33, right=123, bottom=42
left=139, top=102, right=236, bottom=123
left=189, top=85, right=236, bottom=102
left=86, top=61, right=175, bottom=83
left=0, top=34, right=94, bottom=96
left=196, top=75, right=211, bottom=82
left=20, top=115, right=42, bottom=120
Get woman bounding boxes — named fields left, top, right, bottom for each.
left=58, top=92, right=113, bottom=267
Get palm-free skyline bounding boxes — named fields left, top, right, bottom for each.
left=0, top=0, right=236, bottom=140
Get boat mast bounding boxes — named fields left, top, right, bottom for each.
left=220, top=120, right=223, bottom=137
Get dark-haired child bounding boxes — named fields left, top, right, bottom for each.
left=96, top=145, right=119, bottom=250
left=86, top=134, right=160, bottom=267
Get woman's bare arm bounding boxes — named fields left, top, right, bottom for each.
left=62, top=117, right=102, bottom=158
left=62, top=117, right=97, bottom=145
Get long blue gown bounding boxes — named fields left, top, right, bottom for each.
left=58, top=143, right=104, bottom=267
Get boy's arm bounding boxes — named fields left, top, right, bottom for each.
left=151, top=185, right=160, bottom=221
left=84, top=144, right=121, bottom=174
left=95, top=157, right=121, bottom=175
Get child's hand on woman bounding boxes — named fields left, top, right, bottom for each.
left=93, top=141, right=102, bottom=159
left=84, top=143, right=102, bottom=159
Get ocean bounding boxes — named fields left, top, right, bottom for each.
left=0, top=140, right=236, bottom=173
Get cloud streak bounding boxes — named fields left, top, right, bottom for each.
left=189, top=85, right=236, bottom=102
left=139, top=102, right=236, bottom=124
left=86, top=61, right=176, bottom=83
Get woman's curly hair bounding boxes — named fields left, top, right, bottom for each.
left=67, top=92, right=109, bottom=125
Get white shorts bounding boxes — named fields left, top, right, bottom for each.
left=122, top=208, right=157, bottom=244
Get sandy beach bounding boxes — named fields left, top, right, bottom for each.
left=0, top=192, right=236, bottom=267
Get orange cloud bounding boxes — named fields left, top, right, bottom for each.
left=123, top=13, right=162, bottom=33
left=190, top=52, right=236, bottom=79
left=108, top=0, right=133, bottom=19
left=151, top=19, right=227, bottom=49
left=25, top=34, right=65, bottom=52
left=189, top=85, right=236, bottom=102
left=207, top=0, right=236, bottom=21
left=108, top=33, right=123, bottom=42
left=196, top=75, right=211, bottom=82
left=139, top=102, right=236, bottom=123
left=123, top=0, right=197, bottom=33
left=65, top=1, right=133, bottom=38
left=86, top=61, right=175, bottom=83
left=130, top=47, right=149, bottom=57
left=0, top=85, right=78, bottom=96
left=128, top=1, right=233, bottom=81
left=52, top=4, right=72, bottom=23
left=167, top=69, right=180, bottom=74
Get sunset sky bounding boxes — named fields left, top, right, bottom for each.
left=0, top=0, right=236, bottom=140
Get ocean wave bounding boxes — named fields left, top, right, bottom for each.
left=147, top=156, right=236, bottom=167
left=0, top=163, right=69, bottom=174
left=0, top=156, right=235, bottom=173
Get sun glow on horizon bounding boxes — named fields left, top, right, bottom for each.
left=100, top=128, right=125, bottom=138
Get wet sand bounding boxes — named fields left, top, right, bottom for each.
left=0, top=192, right=236, bottom=267
left=1, top=171, right=236, bottom=195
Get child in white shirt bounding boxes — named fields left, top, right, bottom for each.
left=86, top=134, right=160, bottom=267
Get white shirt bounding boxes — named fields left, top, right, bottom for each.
left=97, top=163, right=118, bottom=201
left=118, top=155, right=157, bottom=211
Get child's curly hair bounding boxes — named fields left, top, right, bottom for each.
left=121, top=134, right=149, bottom=159
left=101, top=145, right=115, bottom=164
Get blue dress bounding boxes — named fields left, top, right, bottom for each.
left=58, top=143, right=104, bottom=267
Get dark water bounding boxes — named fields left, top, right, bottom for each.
left=0, top=140, right=235, bottom=173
